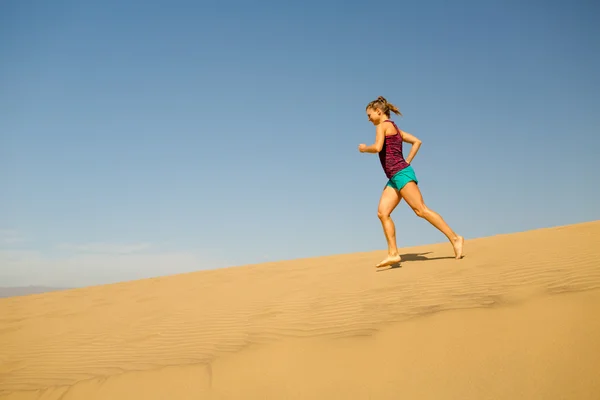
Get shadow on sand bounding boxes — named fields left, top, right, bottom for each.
left=401, top=252, right=455, bottom=262
left=378, top=252, right=456, bottom=271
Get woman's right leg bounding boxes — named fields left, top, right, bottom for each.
left=376, top=185, right=403, bottom=268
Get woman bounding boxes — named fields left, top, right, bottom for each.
left=358, top=96, right=464, bottom=268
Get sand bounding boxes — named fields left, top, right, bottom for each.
left=1, top=220, right=599, bottom=399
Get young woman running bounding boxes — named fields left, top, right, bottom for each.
left=358, top=96, right=464, bottom=268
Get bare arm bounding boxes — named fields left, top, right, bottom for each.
left=401, top=130, right=422, bottom=164
left=358, top=124, right=386, bottom=153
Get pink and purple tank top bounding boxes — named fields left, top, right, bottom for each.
left=379, top=120, right=410, bottom=179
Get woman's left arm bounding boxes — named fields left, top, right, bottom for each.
left=401, top=130, right=422, bottom=164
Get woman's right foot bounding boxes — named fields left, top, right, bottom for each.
left=376, top=254, right=401, bottom=268
left=452, top=236, right=464, bottom=259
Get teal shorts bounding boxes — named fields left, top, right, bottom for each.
left=386, top=165, right=418, bottom=191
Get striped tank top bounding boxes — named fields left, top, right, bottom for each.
left=378, top=119, right=410, bottom=179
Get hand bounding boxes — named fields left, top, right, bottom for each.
left=358, top=144, right=367, bottom=153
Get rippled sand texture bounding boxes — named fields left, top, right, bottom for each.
left=1, top=221, right=600, bottom=399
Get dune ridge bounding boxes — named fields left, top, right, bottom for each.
left=1, top=220, right=599, bottom=399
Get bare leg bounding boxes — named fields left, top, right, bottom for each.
left=399, top=182, right=464, bottom=259
left=376, top=186, right=403, bottom=267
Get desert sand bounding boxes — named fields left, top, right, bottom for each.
left=1, top=221, right=599, bottom=399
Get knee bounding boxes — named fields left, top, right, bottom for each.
left=412, top=204, right=429, bottom=218
left=377, top=209, right=391, bottom=220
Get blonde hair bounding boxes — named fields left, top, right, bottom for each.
left=366, top=96, right=402, bottom=117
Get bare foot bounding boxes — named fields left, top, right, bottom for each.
left=376, top=254, right=401, bottom=268
left=452, top=236, right=464, bottom=259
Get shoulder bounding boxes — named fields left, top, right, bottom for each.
left=379, top=120, right=399, bottom=136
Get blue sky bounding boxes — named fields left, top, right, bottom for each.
left=1, top=0, right=599, bottom=287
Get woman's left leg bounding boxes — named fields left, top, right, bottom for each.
left=399, top=181, right=464, bottom=259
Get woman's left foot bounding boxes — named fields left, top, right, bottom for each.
left=376, top=254, right=401, bottom=268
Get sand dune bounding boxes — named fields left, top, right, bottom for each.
left=0, top=287, right=68, bottom=299
left=1, top=221, right=599, bottom=399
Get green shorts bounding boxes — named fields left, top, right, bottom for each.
left=385, top=165, right=418, bottom=191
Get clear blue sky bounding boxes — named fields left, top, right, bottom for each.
left=1, top=0, right=599, bottom=288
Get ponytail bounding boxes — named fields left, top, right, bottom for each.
left=366, top=96, right=402, bottom=117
